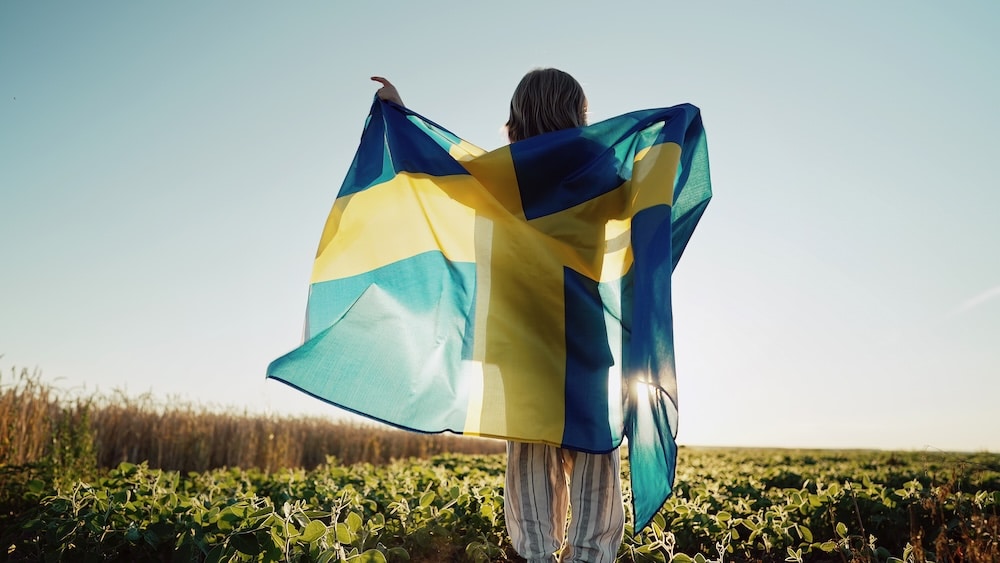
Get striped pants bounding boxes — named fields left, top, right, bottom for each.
left=504, top=441, right=625, bottom=563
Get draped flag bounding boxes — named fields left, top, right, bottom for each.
left=267, top=98, right=711, bottom=530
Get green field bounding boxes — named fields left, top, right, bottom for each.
left=1, top=371, right=998, bottom=562
left=2, top=448, right=998, bottom=562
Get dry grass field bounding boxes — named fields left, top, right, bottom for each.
left=0, top=366, right=503, bottom=473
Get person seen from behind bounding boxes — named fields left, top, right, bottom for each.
left=372, top=68, right=625, bottom=563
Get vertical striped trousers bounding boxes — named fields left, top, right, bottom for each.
left=504, top=441, right=625, bottom=563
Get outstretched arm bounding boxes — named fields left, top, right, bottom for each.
left=371, top=76, right=404, bottom=107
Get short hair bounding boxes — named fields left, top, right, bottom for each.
left=505, top=68, right=587, bottom=143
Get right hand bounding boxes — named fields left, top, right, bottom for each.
left=370, top=76, right=404, bottom=106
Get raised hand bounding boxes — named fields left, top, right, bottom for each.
left=370, top=76, right=404, bottom=106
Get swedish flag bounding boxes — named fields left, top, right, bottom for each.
left=267, top=98, right=711, bottom=529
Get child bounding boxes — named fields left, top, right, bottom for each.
left=372, top=69, right=625, bottom=563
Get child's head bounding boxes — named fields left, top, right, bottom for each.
left=505, top=68, right=587, bottom=143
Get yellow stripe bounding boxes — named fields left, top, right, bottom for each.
left=311, top=173, right=477, bottom=284
left=448, top=139, right=486, bottom=162
left=630, top=142, right=680, bottom=214
left=460, top=361, right=486, bottom=436
left=462, top=147, right=566, bottom=443
left=462, top=216, right=495, bottom=435
left=527, top=185, right=633, bottom=283
left=459, top=145, right=525, bottom=219
left=482, top=211, right=567, bottom=443
left=601, top=219, right=633, bottom=282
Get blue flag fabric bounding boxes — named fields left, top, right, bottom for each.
left=268, top=98, right=711, bottom=529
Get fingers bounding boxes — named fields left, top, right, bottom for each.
left=370, top=76, right=403, bottom=106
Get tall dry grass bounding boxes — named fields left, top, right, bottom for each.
left=0, top=366, right=503, bottom=473
left=0, top=367, right=53, bottom=466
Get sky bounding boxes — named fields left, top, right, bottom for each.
left=2, top=1, right=998, bottom=452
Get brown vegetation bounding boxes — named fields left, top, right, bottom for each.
left=0, top=366, right=503, bottom=473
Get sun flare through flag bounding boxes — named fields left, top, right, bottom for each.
left=267, top=98, right=711, bottom=529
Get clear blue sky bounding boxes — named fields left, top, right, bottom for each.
left=2, top=1, right=998, bottom=451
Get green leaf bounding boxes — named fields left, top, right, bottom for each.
left=835, top=522, right=848, bottom=538
left=204, top=544, right=225, bottom=563
left=671, top=555, right=693, bottom=563
left=387, top=546, right=409, bottom=560
left=249, top=507, right=274, bottom=519
left=230, top=533, right=261, bottom=556
left=716, top=511, right=731, bottom=522
left=270, top=525, right=286, bottom=548
left=480, top=503, right=494, bottom=519
left=651, top=518, right=664, bottom=536
left=347, top=511, right=363, bottom=533
left=351, top=549, right=388, bottom=563
left=220, top=509, right=242, bottom=524
left=419, top=491, right=436, bottom=508
left=300, top=521, right=326, bottom=543
left=819, top=541, right=837, bottom=552
left=797, top=525, right=812, bottom=543
left=653, top=513, right=667, bottom=530
left=336, top=522, right=354, bottom=544
left=264, top=542, right=284, bottom=562
left=368, top=513, right=385, bottom=532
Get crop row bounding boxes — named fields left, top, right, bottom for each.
left=2, top=449, right=998, bottom=562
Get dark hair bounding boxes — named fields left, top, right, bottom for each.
left=505, top=68, right=587, bottom=143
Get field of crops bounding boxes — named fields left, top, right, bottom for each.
left=2, top=448, right=998, bottom=562
left=1, top=370, right=998, bottom=561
